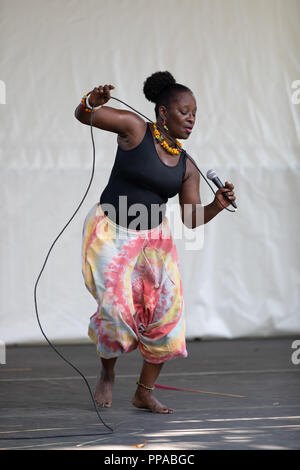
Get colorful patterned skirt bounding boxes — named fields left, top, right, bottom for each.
left=81, top=202, right=187, bottom=364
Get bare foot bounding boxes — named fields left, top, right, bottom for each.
left=132, top=388, right=173, bottom=414
left=94, top=371, right=114, bottom=408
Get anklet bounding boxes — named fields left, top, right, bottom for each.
left=136, top=380, right=155, bottom=391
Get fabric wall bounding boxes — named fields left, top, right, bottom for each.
left=0, top=0, right=299, bottom=345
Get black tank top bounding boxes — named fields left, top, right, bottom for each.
left=99, top=123, right=187, bottom=230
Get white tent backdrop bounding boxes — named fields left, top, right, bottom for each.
left=0, top=0, right=299, bottom=345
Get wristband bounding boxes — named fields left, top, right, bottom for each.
left=80, top=94, right=102, bottom=113
left=86, top=94, right=102, bottom=110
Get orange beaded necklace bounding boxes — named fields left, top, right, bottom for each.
left=153, top=123, right=182, bottom=156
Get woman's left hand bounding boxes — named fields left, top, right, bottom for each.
left=213, top=181, right=236, bottom=210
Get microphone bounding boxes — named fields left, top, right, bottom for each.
left=206, top=169, right=237, bottom=209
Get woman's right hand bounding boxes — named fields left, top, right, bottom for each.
left=87, top=84, right=115, bottom=107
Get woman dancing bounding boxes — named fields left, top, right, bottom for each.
left=75, top=71, right=236, bottom=414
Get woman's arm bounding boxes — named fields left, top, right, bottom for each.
left=179, top=159, right=236, bottom=228
left=74, top=84, right=144, bottom=137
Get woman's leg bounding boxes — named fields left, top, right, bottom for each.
left=94, top=357, right=117, bottom=407
left=132, top=360, right=173, bottom=413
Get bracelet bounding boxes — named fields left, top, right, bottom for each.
left=80, top=94, right=102, bottom=113
left=86, top=93, right=102, bottom=110
left=80, top=94, right=91, bottom=113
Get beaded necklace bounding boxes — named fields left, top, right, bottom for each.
left=153, top=123, right=182, bottom=156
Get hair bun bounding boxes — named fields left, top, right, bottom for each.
left=143, top=71, right=176, bottom=103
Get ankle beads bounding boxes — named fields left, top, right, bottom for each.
left=136, top=381, right=155, bottom=391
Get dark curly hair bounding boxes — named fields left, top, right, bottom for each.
left=143, top=71, right=192, bottom=117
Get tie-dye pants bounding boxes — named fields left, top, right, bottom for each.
left=81, top=203, right=187, bottom=364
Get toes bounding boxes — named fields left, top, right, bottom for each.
left=95, top=399, right=112, bottom=408
left=153, top=405, right=174, bottom=414
left=99, top=401, right=112, bottom=408
left=160, top=408, right=174, bottom=414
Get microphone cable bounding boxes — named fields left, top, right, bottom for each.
left=32, top=104, right=114, bottom=438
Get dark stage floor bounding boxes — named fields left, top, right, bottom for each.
left=0, top=337, right=299, bottom=450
